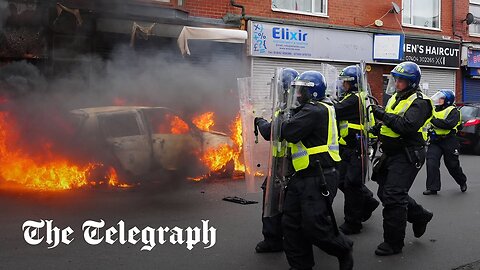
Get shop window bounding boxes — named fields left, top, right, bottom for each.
left=402, top=0, right=441, bottom=30
left=272, top=0, right=327, bottom=16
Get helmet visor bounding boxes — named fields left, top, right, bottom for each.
left=385, top=75, right=397, bottom=95
left=431, top=91, right=446, bottom=106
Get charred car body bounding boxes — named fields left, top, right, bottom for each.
left=70, top=106, right=233, bottom=181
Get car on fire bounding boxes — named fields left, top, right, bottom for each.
left=457, top=103, right=480, bottom=155
left=69, top=106, right=233, bottom=181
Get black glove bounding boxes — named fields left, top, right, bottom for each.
left=254, top=117, right=266, bottom=126
left=371, top=105, right=386, bottom=121
left=369, top=123, right=382, bottom=136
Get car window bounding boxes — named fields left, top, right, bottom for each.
left=98, top=112, right=141, bottom=138
left=144, top=109, right=190, bottom=135
left=460, top=106, right=479, bottom=121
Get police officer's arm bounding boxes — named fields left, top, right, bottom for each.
left=256, top=118, right=272, bottom=141
left=382, top=99, right=432, bottom=135
left=281, top=105, right=316, bottom=143
left=430, top=108, right=460, bottom=130
left=334, top=94, right=358, bottom=120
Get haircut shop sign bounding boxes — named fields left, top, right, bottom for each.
left=403, top=38, right=460, bottom=68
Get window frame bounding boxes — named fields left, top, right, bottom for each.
left=402, top=0, right=442, bottom=31
left=469, top=1, right=480, bottom=37
left=271, top=0, right=329, bottom=18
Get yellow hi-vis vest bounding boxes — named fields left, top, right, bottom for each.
left=432, top=106, right=462, bottom=136
left=380, top=92, right=433, bottom=142
left=338, top=93, right=376, bottom=145
left=289, top=102, right=341, bottom=172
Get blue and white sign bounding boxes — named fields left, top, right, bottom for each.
left=373, top=34, right=404, bottom=61
left=249, top=21, right=374, bottom=62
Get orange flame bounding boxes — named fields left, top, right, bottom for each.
left=112, top=97, right=127, bottom=106
left=169, top=114, right=190, bottom=134
left=192, top=112, right=215, bottom=131
left=194, top=114, right=245, bottom=179
left=0, top=112, right=132, bottom=191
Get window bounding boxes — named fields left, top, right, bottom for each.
left=460, top=106, right=479, bottom=121
left=402, top=0, right=440, bottom=30
left=272, top=0, right=327, bottom=16
left=98, top=113, right=142, bottom=138
left=178, top=0, right=184, bottom=6
left=144, top=109, right=190, bottom=135
left=470, top=0, right=480, bottom=35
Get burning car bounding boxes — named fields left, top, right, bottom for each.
left=69, top=106, right=234, bottom=181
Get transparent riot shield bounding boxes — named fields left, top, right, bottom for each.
left=264, top=68, right=291, bottom=217
left=357, top=61, right=375, bottom=183
left=321, top=63, right=340, bottom=102
left=238, top=77, right=258, bottom=193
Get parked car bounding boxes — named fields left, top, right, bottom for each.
left=69, top=106, right=233, bottom=181
left=457, top=104, right=480, bottom=155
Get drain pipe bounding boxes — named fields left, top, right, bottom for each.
left=230, top=0, right=246, bottom=29
left=453, top=0, right=463, bottom=40
left=230, top=0, right=246, bottom=18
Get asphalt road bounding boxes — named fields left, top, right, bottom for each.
left=1, top=154, right=480, bottom=270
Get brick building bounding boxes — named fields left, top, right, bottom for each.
left=2, top=0, right=480, bottom=103
left=184, top=0, right=480, bottom=104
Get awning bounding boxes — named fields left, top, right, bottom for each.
left=177, top=26, right=247, bottom=55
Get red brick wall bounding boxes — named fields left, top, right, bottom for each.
left=184, top=0, right=478, bottom=101
left=186, top=0, right=471, bottom=38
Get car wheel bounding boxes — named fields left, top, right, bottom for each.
left=474, top=141, right=480, bottom=156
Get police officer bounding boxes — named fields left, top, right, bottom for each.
left=254, top=68, right=299, bottom=253
left=424, top=90, right=467, bottom=195
left=334, top=65, right=380, bottom=235
left=282, top=71, right=353, bottom=270
left=370, top=61, right=434, bottom=256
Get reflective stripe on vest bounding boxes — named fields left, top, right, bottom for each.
left=380, top=92, right=433, bottom=141
left=289, top=102, right=341, bottom=172
left=432, top=106, right=461, bottom=135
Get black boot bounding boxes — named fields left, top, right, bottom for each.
left=338, top=250, right=354, bottom=270
left=339, top=222, right=362, bottom=235
left=374, top=242, right=402, bottom=256
left=412, top=210, right=433, bottom=238
left=461, top=183, right=467, bottom=193
left=255, top=240, right=283, bottom=253
left=423, top=190, right=438, bottom=195
left=362, top=198, right=380, bottom=222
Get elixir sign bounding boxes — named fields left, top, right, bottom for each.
left=249, top=21, right=373, bottom=62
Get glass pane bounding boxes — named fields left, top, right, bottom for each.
left=411, top=0, right=440, bottom=28
left=178, top=0, right=183, bottom=6
left=144, top=110, right=190, bottom=135
left=460, top=106, right=479, bottom=120
left=314, top=0, right=325, bottom=13
left=99, top=113, right=141, bottom=138
left=273, top=0, right=314, bottom=12
left=470, top=4, right=480, bottom=34
left=403, top=0, right=412, bottom=24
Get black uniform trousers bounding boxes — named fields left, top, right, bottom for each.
left=373, top=148, right=430, bottom=249
left=426, top=136, right=467, bottom=191
left=282, top=170, right=353, bottom=269
left=338, top=147, right=378, bottom=227
left=260, top=178, right=283, bottom=246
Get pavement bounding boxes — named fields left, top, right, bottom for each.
left=1, top=154, right=480, bottom=270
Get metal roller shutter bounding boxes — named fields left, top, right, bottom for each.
left=251, top=57, right=346, bottom=117
left=420, top=68, right=456, bottom=97
left=463, top=78, right=480, bottom=103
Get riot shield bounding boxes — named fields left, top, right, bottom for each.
left=357, top=61, right=374, bottom=183
left=321, top=63, right=340, bottom=102
left=263, top=68, right=291, bottom=218
left=237, top=77, right=258, bottom=193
